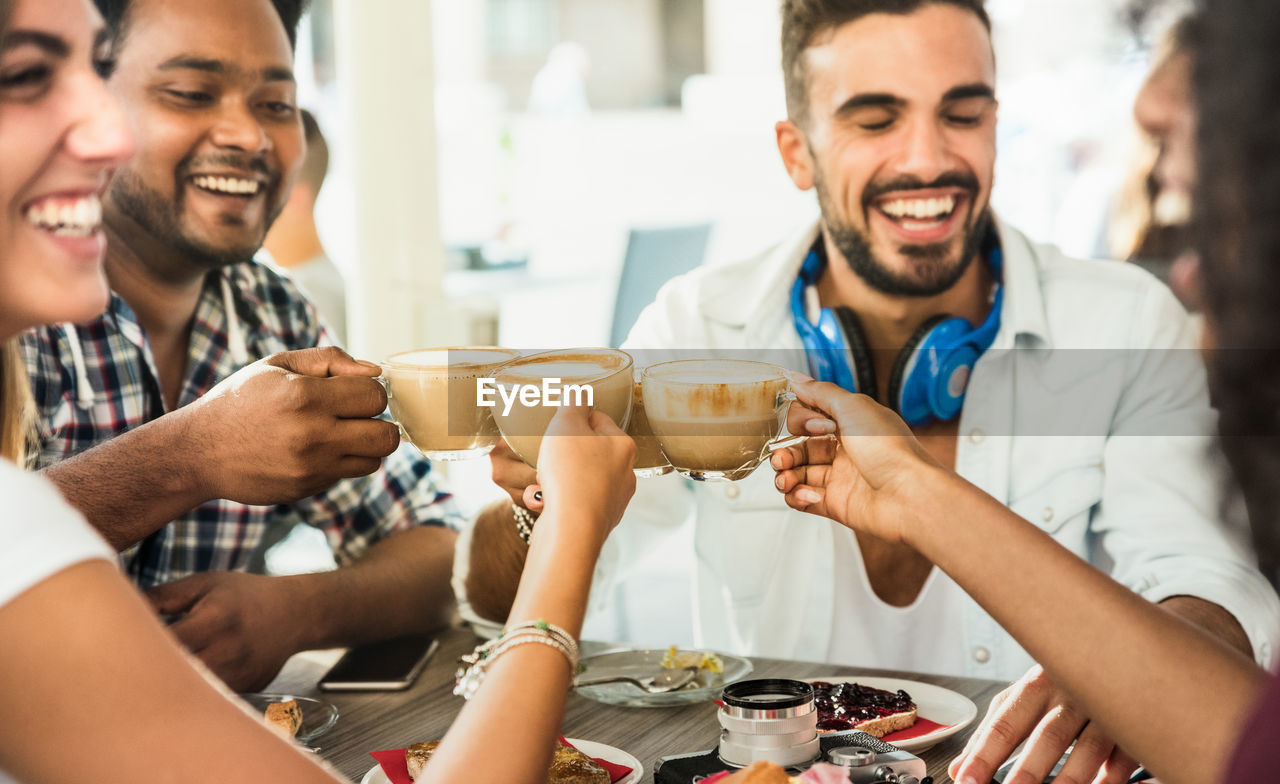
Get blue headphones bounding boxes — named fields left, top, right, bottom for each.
left=789, top=236, right=1003, bottom=427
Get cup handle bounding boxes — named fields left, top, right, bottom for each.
left=374, top=375, right=404, bottom=438
left=767, top=388, right=805, bottom=452
left=767, top=433, right=807, bottom=453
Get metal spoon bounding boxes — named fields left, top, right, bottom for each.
left=574, top=665, right=700, bottom=693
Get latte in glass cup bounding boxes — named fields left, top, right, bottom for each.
left=490, top=348, right=634, bottom=468
left=629, top=377, right=675, bottom=478
left=641, top=359, right=793, bottom=481
left=382, top=346, right=521, bottom=460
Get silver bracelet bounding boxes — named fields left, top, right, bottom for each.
left=454, top=619, right=578, bottom=700
left=512, top=503, right=537, bottom=544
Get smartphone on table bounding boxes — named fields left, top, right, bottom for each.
left=317, top=633, right=440, bottom=692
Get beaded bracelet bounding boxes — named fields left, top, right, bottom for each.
left=454, top=619, right=578, bottom=700
left=512, top=503, right=537, bottom=544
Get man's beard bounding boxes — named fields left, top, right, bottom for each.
left=815, top=167, right=991, bottom=298
left=109, top=166, right=279, bottom=271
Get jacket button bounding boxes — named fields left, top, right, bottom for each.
left=968, top=429, right=986, bottom=445
left=725, top=485, right=740, bottom=500
left=973, top=646, right=991, bottom=663
left=1041, top=507, right=1054, bottom=523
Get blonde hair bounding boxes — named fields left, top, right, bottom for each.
left=0, top=339, right=33, bottom=464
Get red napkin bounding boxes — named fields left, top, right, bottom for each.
left=559, top=735, right=634, bottom=782
left=369, top=737, right=633, bottom=784
left=369, top=749, right=415, bottom=784
left=881, top=716, right=951, bottom=742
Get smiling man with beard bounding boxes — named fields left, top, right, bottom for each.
left=18, top=0, right=461, bottom=692
left=465, top=2, right=1280, bottom=783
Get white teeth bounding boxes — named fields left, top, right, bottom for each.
left=193, top=175, right=260, bottom=195
left=879, top=195, right=957, bottom=220
left=24, top=194, right=103, bottom=237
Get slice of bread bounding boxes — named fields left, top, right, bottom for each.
left=850, top=706, right=918, bottom=738
left=812, top=681, right=919, bottom=738
left=264, top=699, right=303, bottom=739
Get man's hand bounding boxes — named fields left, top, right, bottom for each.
left=949, top=665, right=1139, bottom=784
left=183, top=346, right=400, bottom=505
left=490, top=440, right=544, bottom=513
left=148, top=572, right=303, bottom=692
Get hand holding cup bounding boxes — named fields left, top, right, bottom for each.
left=770, top=377, right=944, bottom=544
left=535, top=401, right=637, bottom=543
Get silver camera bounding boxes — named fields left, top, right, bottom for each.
left=654, top=679, right=931, bottom=784
left=826, top=743, right=929, bottom=784
left=718, top=679, right=821, bottom=767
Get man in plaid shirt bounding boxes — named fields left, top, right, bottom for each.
left=19, top=0, right=462, bottom=691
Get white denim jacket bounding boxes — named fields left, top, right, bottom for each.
left=589, top=216, right=1280, bottom=681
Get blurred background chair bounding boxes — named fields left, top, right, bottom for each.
left=609, top=223, right=712, bottom=348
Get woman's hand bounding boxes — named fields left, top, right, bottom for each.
left=489, top=441, right=545, bottom=513
left=770, top=377, right=943, bottom=544
left=535, top=403, right=636, bottom=543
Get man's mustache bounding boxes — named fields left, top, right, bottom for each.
left=862, top=172, right=979, bottom=207
left=181, top=154, right=278, bottom=184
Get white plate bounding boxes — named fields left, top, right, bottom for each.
left=806, top=675, right=978, bottom=753
left=359, top=737, right=643, bottom=784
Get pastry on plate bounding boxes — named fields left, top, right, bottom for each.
left=405, top=741, right=440, bottom=781
left=264, top=699, right=303, bottom=738
left=405, top=739, right=609, bottom=783
left=549, top=745, right=610, bottom=784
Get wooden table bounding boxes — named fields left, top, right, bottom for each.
left=265, top=626, right=1007, bottom=783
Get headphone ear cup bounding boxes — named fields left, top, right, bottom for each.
left=833, top=306, right=877, bottom=399
left=887, top=315, right=948, bottom=418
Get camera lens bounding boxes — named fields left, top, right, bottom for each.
left=718, top=679, right=820, bottom=768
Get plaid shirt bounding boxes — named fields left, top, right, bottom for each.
left=20, top=259, right=461, bottom=590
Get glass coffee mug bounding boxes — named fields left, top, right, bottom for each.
left=628, top=375, right=674, bottom=478
left=381, top=346, right=521, bottom=460
left=641, top=359, right=797, bottom=481
left=490, top=348, right=634, bottom=468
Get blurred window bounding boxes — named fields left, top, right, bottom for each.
left=487, top=0, right=557, bottom=55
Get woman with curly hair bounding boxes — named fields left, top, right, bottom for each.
left=771, top=1, right=1280, bottom=782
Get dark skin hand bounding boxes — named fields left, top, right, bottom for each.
left=149, top=571, right=298, bottom=692
left=45, top=346, right=401, bottom=551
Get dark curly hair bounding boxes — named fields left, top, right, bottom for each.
left=93, top=0, right=310, bottom=50
left=1194, top=0, right=1280, bottom=572
left=781, top=0, right=992, bottom=126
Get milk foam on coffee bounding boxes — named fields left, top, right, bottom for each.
left=490, top=349, right=634, bottom=468
left=394, top=348, right=516, bottom=369
left=384, top=346, right=519, bottom=460
left=499, top=359, right=623, bottom=382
